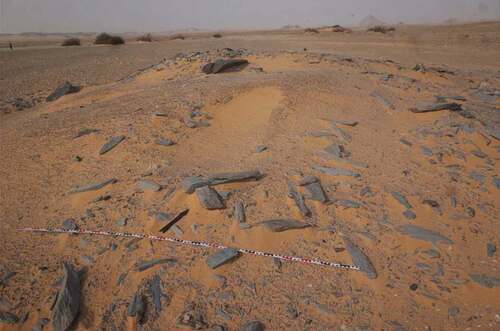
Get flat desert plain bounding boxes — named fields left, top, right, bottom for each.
left=0, top=22, right=499, bottom=331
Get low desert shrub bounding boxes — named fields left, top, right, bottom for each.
left=62, top=38, right=81, bottom=46
left=94, top=33, right=125, bottom=45
left=367, top=26, right=395, bottom=33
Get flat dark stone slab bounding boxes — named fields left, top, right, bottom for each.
left=259, top=219, right=310, bottom=232
left=298, top=176, right=319, bottom=186
left=73, top=128, right=99, bottom=139
left=69, top=178, right=117, bottom=194
left=391, top=192, right=412, bottom=209
left=137, top=180, right=161, bottom=192
left=287, top=182, right=311, bottom=217
left=149, top=275, right=165, bottom=313
left=335, top=120, right=358, bottom=127
left=313, top=166, right=360, bottom=178
left=344, top=238, right=377, bottom=279
left=99, top=136, right=125, bottom=155
left=335, top=200, right=361, bottom=208
left=183, top=171, right=262, bottom=194
left=470, top=274, right=500, bottom=288
left=410, top=102, right=462, bottom=113
left=52, top=263, right=81, bottom=331
left=127, top=294, right=145, bottom=323
left=304, top=181, right=328, bottom=203
left=135, top=258, right=176, bottom=272
left=195, top=186, right=225, bottom=210
left=183, top=176, right=211, bottom=194
left=207, top=170, right=262, bottom=185
left=234, top=201, right=246, bottom=223
left=206, top=248, right=240, bottom=269
left=331, top=123, right=352, bottom=142
left=397, top=224, right=453, bottom=245
left=202, top=59, right=249, bottom=74
left=46, top=81, right=81, bottom=102
left=155, top=138, right=175, bottom=146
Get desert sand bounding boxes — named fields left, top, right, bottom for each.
left=0, top=22, right=499, bottom=331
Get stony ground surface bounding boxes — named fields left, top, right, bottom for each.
left=0, top=22, right=499, bottom=331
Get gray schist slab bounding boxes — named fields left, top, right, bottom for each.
left=344, top=238, right=377, bottom=279
left=259, top=219, right=311, bottom=232
left=206, top=248, right=240, bottom=269
left=397, top=224, right=453, bottom=245
left=99, top=136, right=125, bottom=155
left=69, top=178, right=117, bottom=194
left=195, top=186, right=225, bottom=210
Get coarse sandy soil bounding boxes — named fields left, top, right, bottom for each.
left=0, top=22, right=499, bottom=331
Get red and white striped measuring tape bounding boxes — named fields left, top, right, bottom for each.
left=18, top=227, right=360, bottom=271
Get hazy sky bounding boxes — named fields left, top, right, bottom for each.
left=1, top=0, right=499, bottom=33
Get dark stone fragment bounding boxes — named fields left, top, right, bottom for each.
left=99, top=136, right=125, bottom=155
left=409, top=283, right=418, bottom=291
left=493, top=176, right=500, bottom=189
left=391, top=192, right=412, bottom=209
left=423, top=199, right=440, bottom=208
left=135, top=258, right=176, bottom=272
left=421, top=146, right=433, bottom=156
left=73, top=128, right=99, bottom=139
left=397, top=224, right=453, bottom=245
left=234, top=201, right=246, bottom=223
left=423, top=249, right=441, bottom=258
left=325, top=143, right=350, bottom=158
left=360, top=186, right=373, bottom=197
left=331, top=123, right=352, bottom=141
left=176, top=304, right=207, bottom=330
left=259, top=219, right=310, bottom=232
left=255, top=145, right=267, bottom=153
left=243, top=321, right=265, bottom=331
left=403, top=210, right=416, bottom=220
left=62, top=218, right=78, bottom=231
left=196, top=186, right=225, bottom=210
left=183, top=171, right=262, bottom=194
left=69, top=178, right=117, bottom=194
left=155, top=212, right=171, bottom=222
left=298, top=176, right=318, bottom=186
left=336, top=200, right=361, bottom=208
left=287, top=182, right=311, bottom=217
left=304, top=181, right=328, bottom=203
left=208, top=170, right=262, bottom=186
left=206, top=248, right=240, bottom=269
left=344, top=238, right=377, bottom=279
left=313, top=166, right=360, bottom=178
left=203, top=58, right=249, bottom=74
left=155, top=138, right=175, bottom=146
left=410, top=102, right=462, bottom=113
left=336, top=120, right=358, bottom=127
left=127, top=294, right=145, bottom=323
left=448, top=306, right=460, bottom=317
left=0, top=311, right=19, bottom=324
left=183, top=176, right=211, bottom=194
left=137, top=180, right=161, bottom=192
left=46, top=81, right=81, bottom=102
left=149, top=275, right=166, bottom=313
left=465, top=207, right=475, bottom=217
left=469, top=274, right=500, bottom=288
left=400, top=138, right=412, bottom=147
left=52, top=263, right=81, bottom=331
left=487, top=243, right=496, bottom=257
